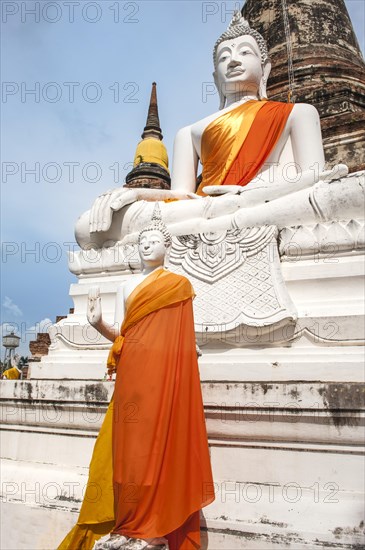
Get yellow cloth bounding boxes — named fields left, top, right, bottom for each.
left=197, top=100, right=294, bottom=196
left=57, top=402, right=115, bottom=550
left=2, top=367, right=20, bottom=379
left=133, top=138, right=169, bottom=171
left=199, top=99, right=266, bottom=188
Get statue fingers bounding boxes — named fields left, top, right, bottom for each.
left=93, top=194, right=108, bottom=233
left=98, top=192, right=114, bottom=232
left=90, top=189, right=119, bottom=233
left=319, top=163, right=349, bottom=183
left=202, top=185, right=243, bottom=196
left=88, top=287, right=95, bottom=299
left=88, top=286, right=100, bottom=300
left=110, top=189, right=138, bottom=213
left=90, top=195, right=104, bottom=233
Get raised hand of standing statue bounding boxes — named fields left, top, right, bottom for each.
left=87, top=287, right=102, bottom=328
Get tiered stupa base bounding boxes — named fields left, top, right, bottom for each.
left=1, top=179, right=364, bottom=548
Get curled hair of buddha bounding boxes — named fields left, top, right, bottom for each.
left=138, top=203, right=172, bottom=247
left=213, top=11, right=269, bottom=67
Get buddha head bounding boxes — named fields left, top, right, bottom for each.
left=213, top=11, right=271, bottom=109
left=138, top=203, right=172, bottom=268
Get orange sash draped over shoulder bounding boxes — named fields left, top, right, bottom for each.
left=58, top=268, right=214, bottom=550
left=107, top=268, right=195, bottom=372
left=197, top=100, right=294, bottom=195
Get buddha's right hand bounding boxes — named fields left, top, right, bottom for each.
left=202, top=185, right=242, bottom=196
left=89, top=187, right=196, bottom=234
left=319, top=163, right=349, bottom=182
left=89, top=187, right=139, bottom=233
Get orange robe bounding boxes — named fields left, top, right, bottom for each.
left=197, top=100, right=294, bottom=195
left=58, top=268, right=214, bottom=550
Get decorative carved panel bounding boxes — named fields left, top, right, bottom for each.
left=170, top=227, right=297, bottom=334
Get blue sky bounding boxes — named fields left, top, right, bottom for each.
left=1, top=0, right=364, bottom=357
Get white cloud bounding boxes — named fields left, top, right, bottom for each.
left=2, top=296, right=23, bottom=317
left=29, top=318, right=53, bottom=333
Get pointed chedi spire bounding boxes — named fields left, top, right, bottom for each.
left=125, top=82, right=171, bottom=189
left=141, top=82, right=163, bottom=140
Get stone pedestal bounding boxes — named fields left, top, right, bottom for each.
left=1, top=349, right=364, bottom=549
left=1, top=175, right=364, bottom=549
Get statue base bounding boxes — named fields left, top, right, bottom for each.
left=1, top=361, right=364, bottom=549
left=30, top=216, right=364, bottom=378
left=1, top=179, right=364, bottom=549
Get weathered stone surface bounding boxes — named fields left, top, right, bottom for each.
left=1, top=376, right=364, bottom=548
left=29, top=333, right=51, bottom=357
left=124, top=166, right=170, bottom=190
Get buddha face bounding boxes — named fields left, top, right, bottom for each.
left=138, top=229, right=166, bottom=267
left=214, top=35, right=271, bottom=106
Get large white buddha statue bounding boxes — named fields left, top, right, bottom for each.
left=75, top=12, right=353, bottom=250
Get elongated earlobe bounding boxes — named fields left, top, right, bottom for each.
left=218, top=89, right=226, bottom=110
left=259, top=78, right=267, bottom=100
left=213, top=71, right=226, bottom=110
left=259, top=60, right=271, bottom=99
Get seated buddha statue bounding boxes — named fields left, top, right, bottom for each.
left=75, top=12, right=348, bottom=250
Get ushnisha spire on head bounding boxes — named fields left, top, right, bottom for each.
left=213, top=10, right=269, bottom=67
left=138, top=203, right=172, bottom=247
